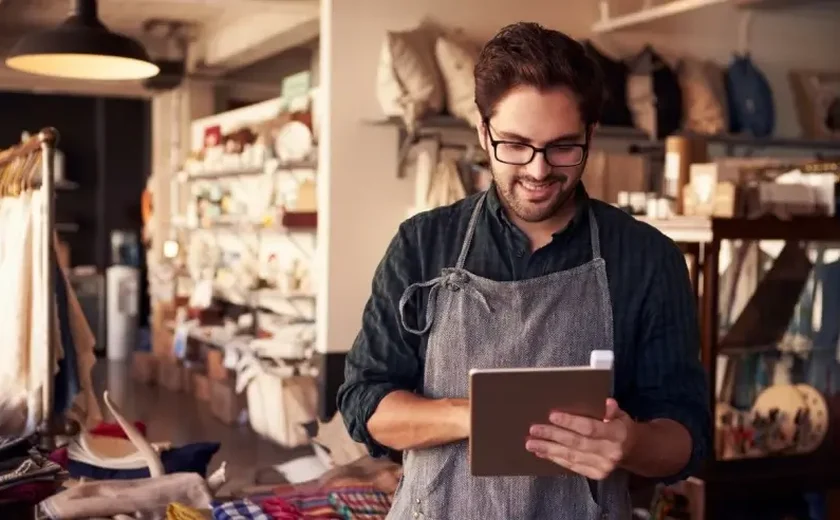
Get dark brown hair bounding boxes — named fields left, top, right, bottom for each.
left=474, top=22, right=604, bottom=126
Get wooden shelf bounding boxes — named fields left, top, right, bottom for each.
left=367, top=115, right=651, bottom=141
left=638, top=215, right=840, bottom=243
left=370, top=115, right=840, bottom=152
left=182, top=158, right=317, bottom=182
left=711, top=216, right=840, bottom=241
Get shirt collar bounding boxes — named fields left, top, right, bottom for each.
left=485, top=182, right=590, bottom=238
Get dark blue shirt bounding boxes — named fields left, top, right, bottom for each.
left=337, top=185, right=711, bottom=482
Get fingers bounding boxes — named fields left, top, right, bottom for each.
left=526, top=423, right=624, bottom=480
left=548, top=409, right=627, bottom=443
left=524, top=437, right=615, bottom=480
left=604, top=398, right=621, bottom=421
left=529, top=424, right=623, bottom=465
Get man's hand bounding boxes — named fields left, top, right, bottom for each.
left=525, top=398, right=637, bottom=480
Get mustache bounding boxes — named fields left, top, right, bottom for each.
left=514, top=174, right=568, bottom=184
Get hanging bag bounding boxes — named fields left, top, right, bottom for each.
left=725, top=54, right=775, bottom=137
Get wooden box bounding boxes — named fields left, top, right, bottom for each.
left=131, top=352, right=158, bottom=385
left=158, top=357, right=184, bottom=392
left=206, top=349, right=229, bottom=381
left=193, top=373, right=211, bottom=402
left=210, top=379, right=246, bottom=425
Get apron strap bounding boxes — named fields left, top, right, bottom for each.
left=399, top=271, right=493, bottom=336
left=455, top=192, right=487, bottom=270
left=588, top=207, right=601, bottom=260
left=399, top=277, right=445, bottom=336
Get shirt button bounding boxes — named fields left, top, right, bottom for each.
left=516, top=249, right=524, bottom=257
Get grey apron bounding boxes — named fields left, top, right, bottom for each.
left=389, top=192, right=630, bottom=520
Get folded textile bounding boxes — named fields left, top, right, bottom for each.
left=0, top=456, right=63, bottom=491
left=167, top=501, right=211, bottom=520
left=67, top=430, right=169, bottom=471
left=212, top=498, right=271, bottom=520
left=38, top=472, right=212, bottom=519
left=257, top=496, right=302, bottom=520
left=68, top=442, right=219, bottom=480
left=328, top=488, right=391, bottom=520
left=0, top=479, right=60, bottom=504
left=260, top=495, right=340, bottom=519
left=259, top=492, right=341, bottom=519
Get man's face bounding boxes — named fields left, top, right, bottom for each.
left=478, top=85, right=589, bottom=223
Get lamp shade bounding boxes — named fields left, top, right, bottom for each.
left=5, top=0, right=159, bottom=81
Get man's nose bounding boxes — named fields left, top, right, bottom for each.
left=524, top=151, right=551, bottom=180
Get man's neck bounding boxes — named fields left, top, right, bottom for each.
left=506, top=195, right=578, bottom=252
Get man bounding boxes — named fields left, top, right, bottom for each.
left=338, top=22, right=710, bottom=519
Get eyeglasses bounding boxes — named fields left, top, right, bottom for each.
left=483, top=120, right=589, bottom=167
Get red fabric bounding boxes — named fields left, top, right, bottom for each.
left=0, top=481, right=60, bottom=504
left=48, top=447, right=69, bottom=468
left=89, top=420, right=147, bottom=439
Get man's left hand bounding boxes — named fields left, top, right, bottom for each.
left=525, top=398, right=637, bottom=480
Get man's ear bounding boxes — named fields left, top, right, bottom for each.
left=476, top=117, right=487, bottom=152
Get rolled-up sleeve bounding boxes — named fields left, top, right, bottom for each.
left=625, top=241, right=712, bottom=484
left=337, top=220, right=423, bottom=458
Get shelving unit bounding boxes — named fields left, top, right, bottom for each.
left=371, top=115, right=840, bottom=179
left=699, top=216, right=840, bottom=517
left=641, top=214, right=840, bottom=515
left=367, top=115, right=655, bottom=178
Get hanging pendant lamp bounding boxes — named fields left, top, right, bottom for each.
left=5, top=0, right=160, bottom=81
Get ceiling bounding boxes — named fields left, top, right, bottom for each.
left=0, top=0, right=320, bottom=97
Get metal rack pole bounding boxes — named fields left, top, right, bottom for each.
left=39, top=128, right=58, bottom=444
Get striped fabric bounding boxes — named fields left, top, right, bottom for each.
left=259, top=492, right=340, bottom=519
left=212, top=498, right=271, bottom=520
left=328, top=488, right=391, bottom=520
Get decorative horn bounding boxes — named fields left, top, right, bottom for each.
left=102, top=391, right=164, bottom=478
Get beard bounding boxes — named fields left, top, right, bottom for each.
left=492, top=169, right=580, bottom=223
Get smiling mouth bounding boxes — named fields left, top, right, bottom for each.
left=517, top=179, right=561, bottom=200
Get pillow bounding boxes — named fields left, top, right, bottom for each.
left=376, top=27, right=444, bottom=130
left=678, top=58, right=728, bottom=135
left=434, top=33, right=481, bottom=126
left=627, top=47, right=683, bottom=139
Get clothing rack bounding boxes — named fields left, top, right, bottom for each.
left=0, top=128, right=73, bottom=445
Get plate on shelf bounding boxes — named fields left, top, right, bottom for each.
left=274, top=121, right=314, bottom=163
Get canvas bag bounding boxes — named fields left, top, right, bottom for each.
left=627, top=47, right=683, bottom=139
left=678, top=58, right=728, bottom=135
left=434, top=32, right=481, bottom=125
left=236, top=357, right=318, bottom=448
left=376, top=25, right=444, bottom=130
left=725, top=54, right=775, bottom=137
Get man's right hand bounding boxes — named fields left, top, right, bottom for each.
left=367, top=392, right=471, bottom=451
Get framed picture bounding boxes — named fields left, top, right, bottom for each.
left=789, top=69, right=840, bottom=140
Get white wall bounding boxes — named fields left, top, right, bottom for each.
left=317, top=0, right=840, bottom=355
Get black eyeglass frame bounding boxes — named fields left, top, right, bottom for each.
left=482, top=118, right=591, bottom=167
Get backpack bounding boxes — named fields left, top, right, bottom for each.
left=582, top=41, right=634, bottom=128
left=725, top=54, right=775, bottom=137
